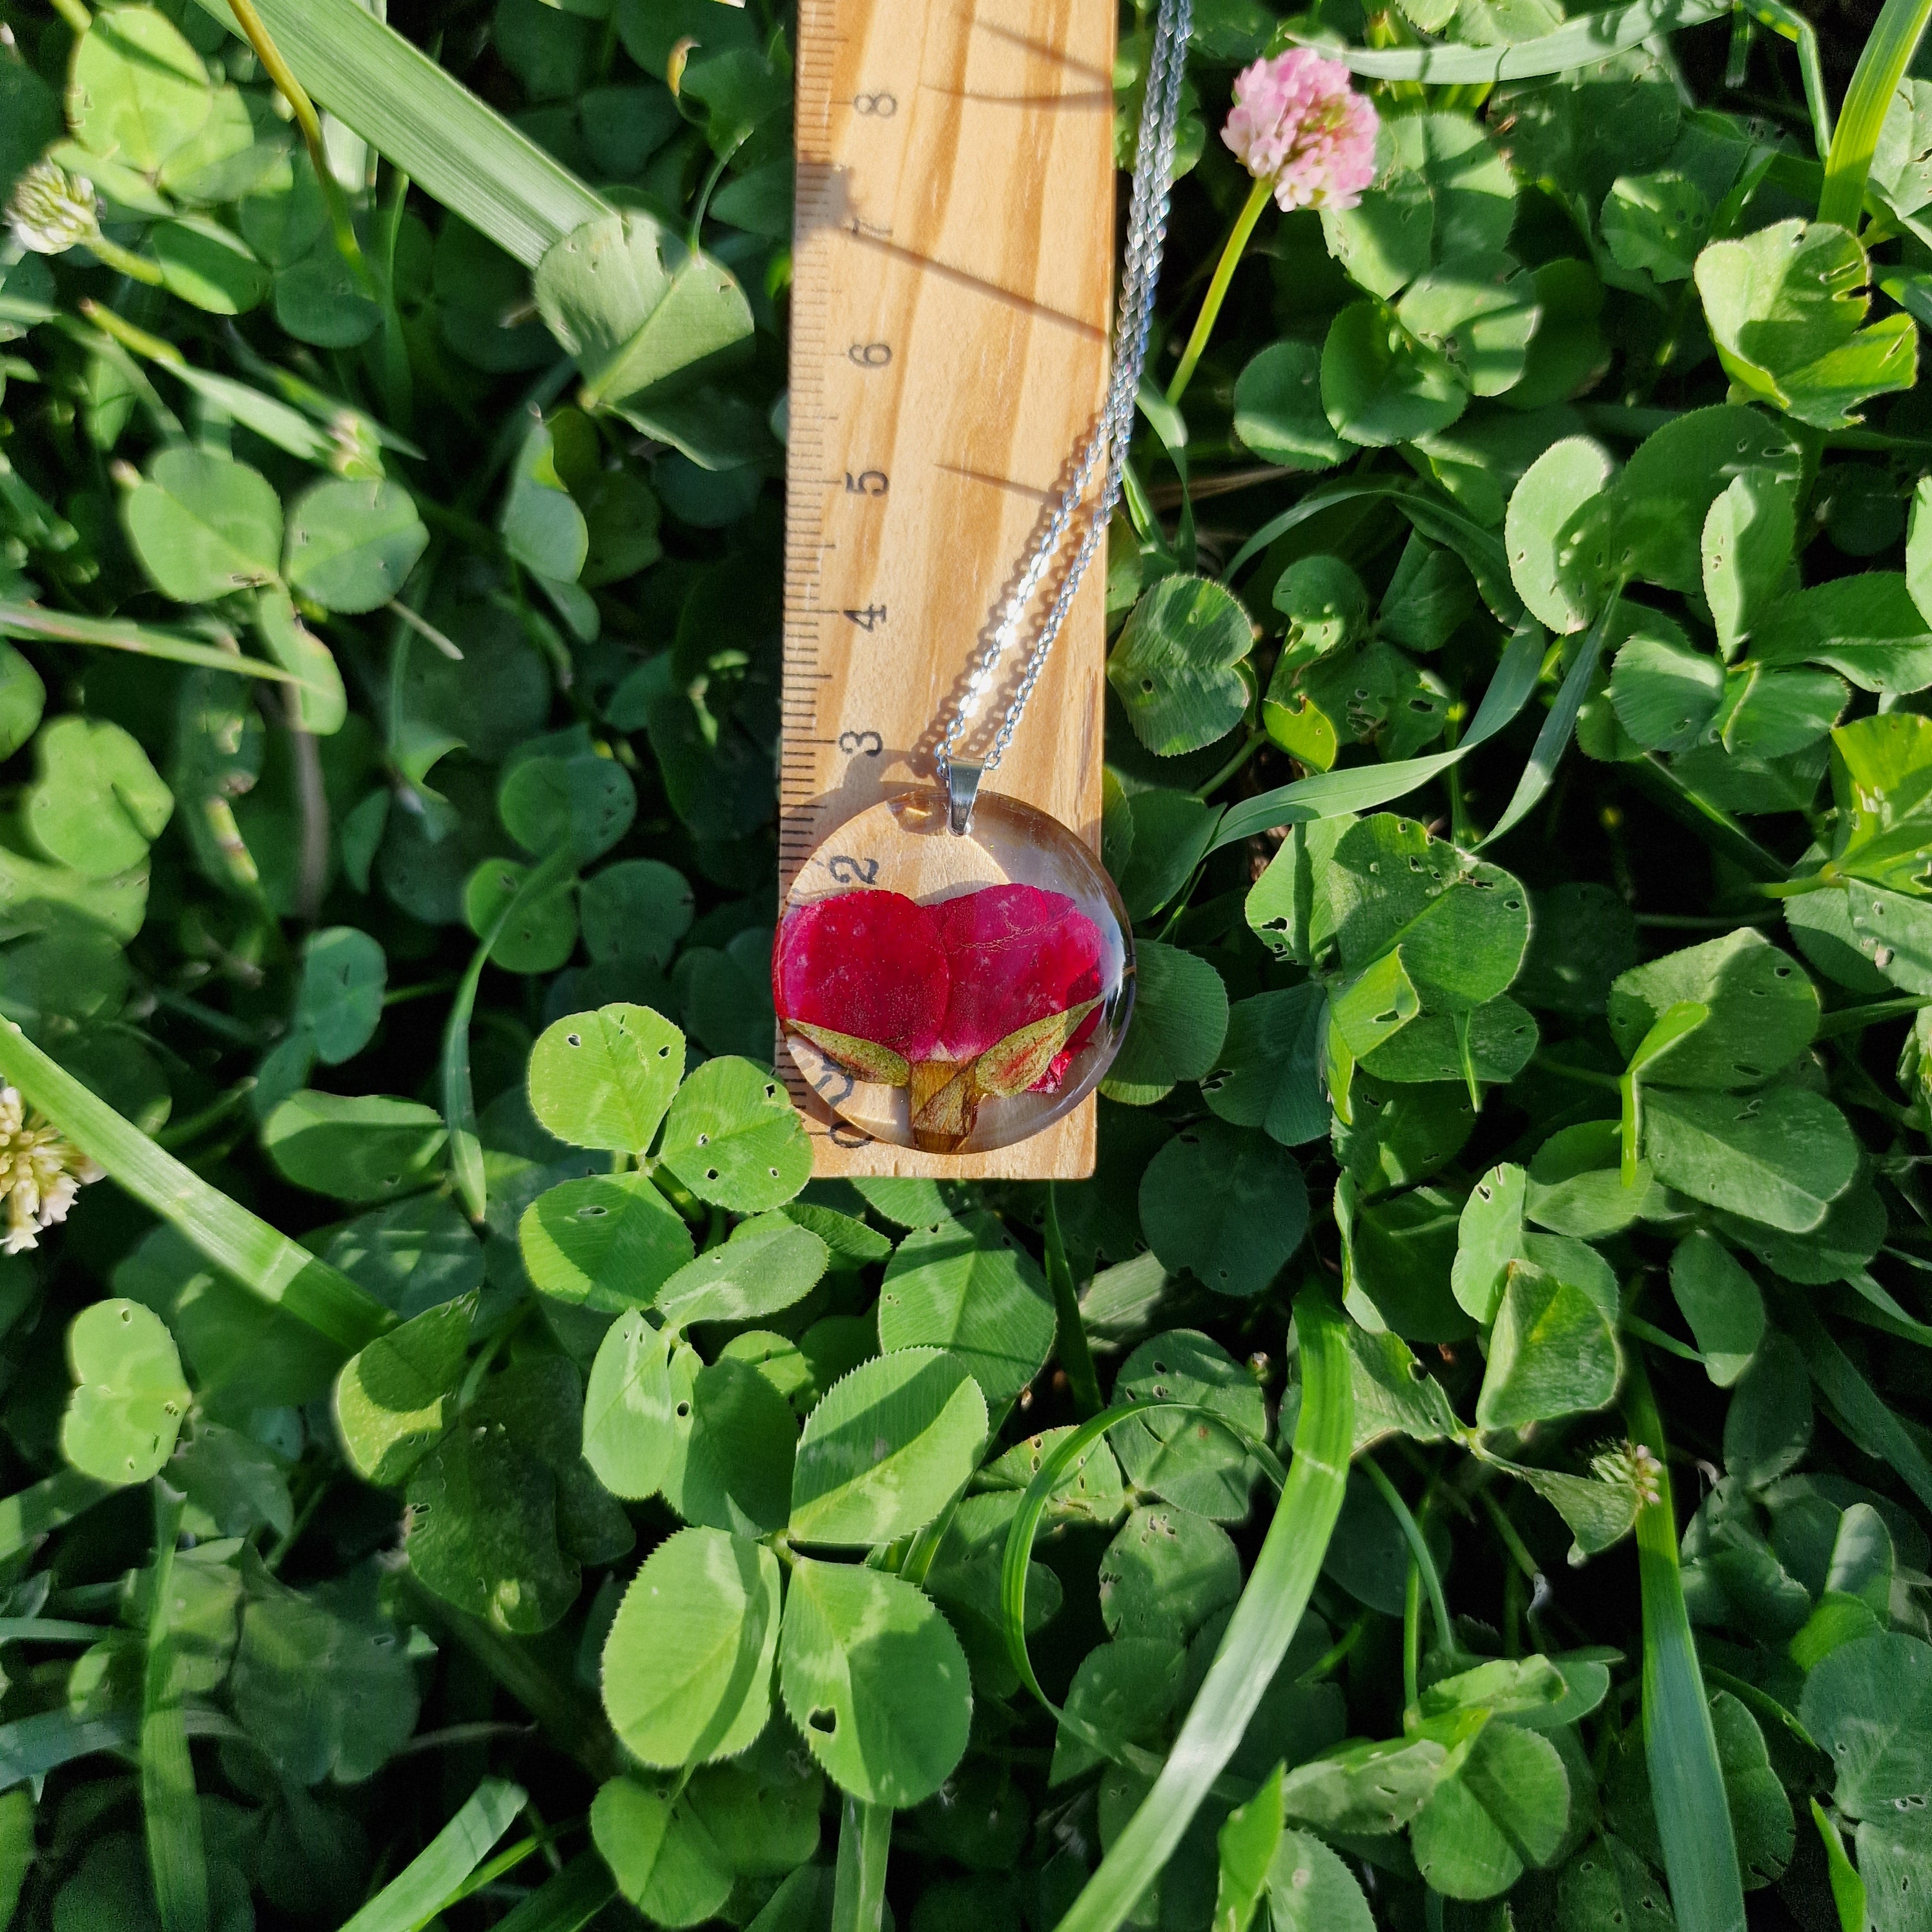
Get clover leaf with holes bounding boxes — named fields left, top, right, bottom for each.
left=1695, top=220, right=1918, bottom=430
left=332, top=1291, right=475, bottom=1486
left=61, top=1298, right=191, bottom=1485
left=1138, top=1120, right=1310, bottom=1299
left=658, top=1056, right=812, bottom=1211
left=283, top=477, right=428, bottom=613
left=23, top=715, right=172, bottom=879
left=123, top=445, right=283, bottom=603
left=1109, top=575, right=1257, bottom=757
left=519, top=1170, right=694, bottom=1310
left=528, top=1003, right=685, bottom=1153
left=582, top=1310, right=675, bottom=1501
left=777, top=1556, right=973, bottom=1806
left=293, top=926, right=386, bottom=1065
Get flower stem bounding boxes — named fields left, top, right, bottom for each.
left=1619, top=1067, right=1642, bottom=1187
left=689, top=128, right=751, bottom=251
left=1530, top=1054, right=1621, bottom=1093
left=1192, top=727, right=1264, bottom=800
left=1754, top=865, right=1838, bottom=899
left=83, top=236, right=164, bottom=287
left=77, top=299, right=180, bottom=366
left=225, top=0, right=380, bottom=298
left=1166, top=176, right=1273, bottom=408
left=1402, top=1554, right=1422, bottom=1710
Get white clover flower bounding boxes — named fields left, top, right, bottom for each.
left=6, top=159, right=99, bottom=257
left=1590, top=1438, right=1665, bottom=1512
left=0, top=1085, right=102, bottom=1255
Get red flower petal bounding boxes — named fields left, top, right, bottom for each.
left=774, top=890, right=949, bottom=1061
left=932, top=884, right=1104, bottom=1073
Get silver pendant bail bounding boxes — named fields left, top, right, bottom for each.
left=944, top=759, right=983, bottom=837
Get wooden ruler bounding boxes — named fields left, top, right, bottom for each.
left=781, top=0, right=1117, bottom=1180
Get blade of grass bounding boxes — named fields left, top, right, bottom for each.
left=491, top=1855, right=617, bottom=1932
left=74, top=302, right=344, bottom=471
left=1221, top=483, right=1512, bottom=601
left=1362, top=1459, right=1453, bottom=1672
left=1044, top=1185, right=1102, bottom=1419
left=0, top=1707, right=144, bottom=1787
left=1618, top=755, right=1791, bottom=883
left=0, top=1023, right=392, bottom=1353
left=440, top=1825, right=571, bottom=1910
left=1210, top=615, right=1544, bottom=851
left=1478, top=593, right=1623, bottom=850
left=143, top=1485, right=210, bottom=1932
left=190, top=0, right=610, bottom=266
left=1834, top=1273, right=1932, bottom=1349
left=398, top=1578, right=624, bottom=1782
left=830, top=1798, right=892, bottom=1932
left=1003, top=1396, right=1291, bottom=1782
left=1785, top=1302, right=1932, bottom=1512
left=1624, top=1354, right=1747, bottom=1932
left=223, top=329, right=426, bottom=458
left=1042, top=1291, right=1353, bottom=1932
left=1818, top=0, right=1932, bottom=229
left=1003, top=1402, right=1290, bottom=1703
left=1218, top=481, right=1385, bottom=582
left=1743, top=0, right=1834, bottom=158
left=1810, top=1800, right=1867, bottom=1932
left=1295, top=0, right=1730, bottom=81
left=0, top=1470, right=113, bottom=1564
left=339, top=1777, right=528, bottom=1932
left=0, top=1620, right=113, bottom=1643
left=1702, top=1665, right=1817, bottom=1752
left=0, top=602, right=298, bottom=683
left=1138, top=378, right=1197, bottom=569
left=0, top=1703, right=242, bottom=1787
left=444, top=845, right=576, bottom=1223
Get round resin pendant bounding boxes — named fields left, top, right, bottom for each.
left=774, top=790, right=1135, bottom=1154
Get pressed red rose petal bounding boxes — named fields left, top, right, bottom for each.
left=932, top=884, right=1104, bottom=1077
left=773, top=890, right=949, bottom=1061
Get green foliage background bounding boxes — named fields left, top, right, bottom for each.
left=0, top=0, right=1929, bottom=1927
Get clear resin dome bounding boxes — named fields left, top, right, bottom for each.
left=773, top=790, right=1135, bottom=1154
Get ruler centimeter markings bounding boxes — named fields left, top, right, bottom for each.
left=780, top=0, right=1117, bottom=1179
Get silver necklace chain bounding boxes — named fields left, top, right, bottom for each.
left=938, top=0, right=1193, bottom=833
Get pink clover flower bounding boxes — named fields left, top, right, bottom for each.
left=1222, top=49, right=1379, bottom=212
